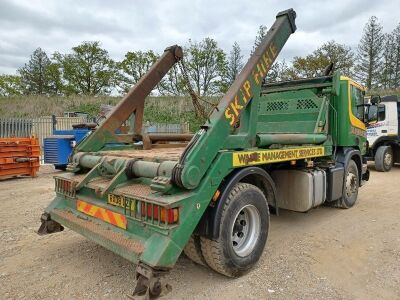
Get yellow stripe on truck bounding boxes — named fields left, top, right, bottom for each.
left=232, top=146, right=325, bottom=167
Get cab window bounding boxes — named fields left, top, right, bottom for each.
left=351, top=85, right=364, bottom=120
left=378, top=105, right=385, bottom=121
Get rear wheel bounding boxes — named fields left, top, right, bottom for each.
left=375, top=146, right=393, bottom=172
left=183, top=235, right=207, bottom=266
left=332, top=159, right=359, bottom=209
left=200, top=183, right=269, bottom=277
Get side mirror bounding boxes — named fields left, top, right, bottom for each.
left=370, top=95, right=381, bottom=105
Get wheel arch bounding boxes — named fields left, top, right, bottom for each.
left=335, top=147, right=362, bottom=185
left=371, top=136, right=397, bottom=155
left=194, top=166, right=277, bottom=240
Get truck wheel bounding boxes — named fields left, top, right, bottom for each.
left=200, top=183, right=269, bottom=277
left=375, top=146, right=393, bottom=172
left=183, top=235, right=207, bottom=266
left=333, top=160, right=359, bottom=209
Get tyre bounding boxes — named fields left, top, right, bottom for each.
left=375, top=146, right=393, bottom=172
left=183, top=235, right=207, bottom=266
left=200, top=183, right=269, bottom=277
left=332, top=160, right=359, bottom=209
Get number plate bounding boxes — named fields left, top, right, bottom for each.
left=107, top=194, right=135, bottom=210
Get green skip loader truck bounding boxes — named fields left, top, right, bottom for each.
left=38, top=9, right=371, bottom=298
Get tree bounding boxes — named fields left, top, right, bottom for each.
left=252, top=25, right=267, bottom=53
left=157, top=64, right=185, bottom=96
left=380, top=33, right=396, bottom=89
left=56, top=41, right=115, bottom=95
left=314, top=41, right=355, bottom=76
left=223, top=42, right=244, bottom=88
left=0, top=75, right=22, bottom=96
left=184, top=38, right=226, bottom=96
left=118, top=50, right=158, bottom=93
left=18, top=48, right=60, bottom=95
left=355, top=16, right=384, bottom=89
left=290, top=41, right=355, bottom=78
left=392, top=23, right=400, bottom=88
left=46, top=62, right=64, bottom=95
left=266, top=60, right=291, bottom=82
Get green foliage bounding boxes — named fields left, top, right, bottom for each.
left=393, top=23, right=400, bottom=88
left=355, top=16, right=384, bottom=89
left=118, top=50, right=158, bottom=93
left=18, top=48, right=61, bottom=95
left=222, top=42, right=244, bottom=91
left=55, top=41, right=115, bottom=95
left=46, top=62, right=64, bottom=95
left=367, top=88, right=400, bottom=96
left=381, top=23, right=400, bottom=89
left=252, top=25, right=267, bottom=54
left=144, top=98, right=206, bottom=131
left=290, top=41, right=354, bottom=78
left=0, top=95, right=208, bottom=131
left=67, top=102, right=101, bottom=118
left=158, top=64, right=185, bottom=96
left=184, top=38, right=226, bottom=96
left=0, top=75, right=22, bottom=96
left=266, top=60, right=291, bottom=82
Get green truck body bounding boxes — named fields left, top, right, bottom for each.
left=39, top=9, right=369, bottom=298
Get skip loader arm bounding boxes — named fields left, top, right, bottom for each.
left=75, top=45, right=184, bottom=152
left=172, top=9, right=297, bottom=189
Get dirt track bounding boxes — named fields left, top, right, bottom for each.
left=1, top=165, right=399, bottom=299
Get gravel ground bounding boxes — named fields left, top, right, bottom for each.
left=0, top=164, right=399, bottom=299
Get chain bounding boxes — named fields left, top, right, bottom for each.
left=178, top=59, right=208, bottom=119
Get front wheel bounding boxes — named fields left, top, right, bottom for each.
left=375, top=146, right=393, bottom=172
left=332, top=159, right=359, bottom=209
left=200, top=183, right=269, bottom=277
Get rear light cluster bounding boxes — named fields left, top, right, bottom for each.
left=141, top=203, right=179, bottom=224
left=55, top=177, right=76, bottom=197
left=121, top=196, right=179, bottom=226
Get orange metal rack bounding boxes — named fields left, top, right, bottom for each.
left=0, top=137, right=40, bottom=179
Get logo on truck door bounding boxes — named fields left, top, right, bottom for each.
left=232, top=146, right=325, bottom=167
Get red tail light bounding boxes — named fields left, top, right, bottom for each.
left=140, top=203, right=179, bottom=224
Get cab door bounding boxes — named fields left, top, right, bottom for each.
left=384, top=101, right=399, bottom=136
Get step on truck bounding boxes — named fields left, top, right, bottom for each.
left=366, top=95, right=400, bottom=171
left=38, top=9, right=371, bottom=298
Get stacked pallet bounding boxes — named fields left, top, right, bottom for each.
left=0, top=137, right=40, bottom=179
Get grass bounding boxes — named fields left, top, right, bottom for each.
left=367, top=88, right=400, bottom=97
left=0, top=95, right=216, bottom=132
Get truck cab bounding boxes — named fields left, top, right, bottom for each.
left=366, top=95, right=400, bottom=171
left=336, top=76, right=368, bottom=152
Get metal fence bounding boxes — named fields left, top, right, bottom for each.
left=32, top=116, right=87, bottom=146
left=0, top=118, right=33, bottom=138
left=143, top=121, right=190, bottom=134
left=0, top=116, right=87, bottom=146
left=0, top=117, right=190, bottom=147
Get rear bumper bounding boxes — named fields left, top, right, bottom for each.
left=51, top=208, right=145, bottom=263
left=43, top=194, right=184, bottom=270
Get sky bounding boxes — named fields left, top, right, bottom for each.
left=0, top=0, right=399, bottom=74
